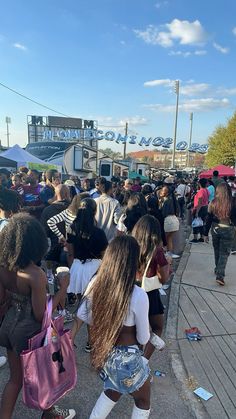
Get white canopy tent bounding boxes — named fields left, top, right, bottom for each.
left=0, top=144, right=59, bottom=171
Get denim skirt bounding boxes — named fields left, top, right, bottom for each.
left=101, top=345, right=150, bottom=394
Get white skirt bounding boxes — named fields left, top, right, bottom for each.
left=68, top=258, right=101, bottom=294
left=164, top=215, right=179, bottom=233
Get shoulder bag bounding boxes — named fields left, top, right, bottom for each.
left=142, top=254, right=162, bottom=293
left=20, top=298, right=77, bottom=410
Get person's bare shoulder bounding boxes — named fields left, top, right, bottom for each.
left=18, top=265, right=47, bottom=288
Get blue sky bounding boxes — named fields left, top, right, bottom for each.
left=0, top=0, right=236, bottom=153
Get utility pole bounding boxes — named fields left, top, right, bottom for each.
left=123, top=122, right=128, bottom=160
left=5, top=116, right=11, bottom=148
left=171, top=80, right=179, bottom=169
left=187, top=112, right=193, bottom=167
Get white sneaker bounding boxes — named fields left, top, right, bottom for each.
left=0, top=356, right=7, bottom=368
left=170, top=253, right=180, bottom=259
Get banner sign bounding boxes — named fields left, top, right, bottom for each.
left=73, top=129, right=208, bottom=153
left=27, top=115, right=208, bottom=153
left=29, top=126, right=208, bottom=154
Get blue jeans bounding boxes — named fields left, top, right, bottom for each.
left=102, top=345, right=150, bottom=394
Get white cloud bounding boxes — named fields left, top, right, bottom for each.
left=135, top=19, right=208, bottom=49
left=13, top=42, right=27, bottom=51
left=182, top=98, right=230, bottom=112
left=217, top=87, right=236, bottom=96
left=168, top=50, right=191, bottom=57
left=168, top=49, right=207, bottom=57
left=144, top=79, right=210, bottom=95
left=120, top=40, right=126, bottom=45
left=119, top=116, right=149, bottom=126
left=93, top=115, right=148, bottom=128
left=232, top=27, right=236, bottom=35
left=144, top=78, right=173, bottom=87
left=155, top=1, right=168, bottom=9
left=167, top=19, right=208, bottom=45
left=213, top=42, right=229, bottom=54
left=194, top=50, right=207, bottom=55
left=134, top=25, right=173, bottom=47
left=181, top=83, right=210, bottom=96
left=143, top=77, right=236, bottom=99
left=144, top=98, right=230, bottom=113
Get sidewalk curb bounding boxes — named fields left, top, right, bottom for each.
left=165, top=242, right=209, bottom=419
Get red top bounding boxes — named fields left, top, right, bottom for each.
left=148, top=246, right=168, bottom=277
left=194, top=188, right=209, bottom=208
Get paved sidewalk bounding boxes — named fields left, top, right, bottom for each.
left=0, top=224, right=195, bottom=418
left=0, top=324, right=193, bottom=419
left=167, top=240, right=236, bottom=419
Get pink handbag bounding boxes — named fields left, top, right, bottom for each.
left=20, top=298, right=77, bottom=410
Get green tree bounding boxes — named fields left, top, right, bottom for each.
left=99, top=148, right=123, bottom=160
left=206, top=112, right=236, bottom=167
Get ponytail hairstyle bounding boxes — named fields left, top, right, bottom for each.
left=90, top=235, right=140, bottom=369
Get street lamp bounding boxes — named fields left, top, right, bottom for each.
left=5, top=116, right=11, bottom=148
left=187, top=112, right=193, bottom=167
left=123, top=122, right=128, bottom=159
left=171, top=80, right=180, bottom=169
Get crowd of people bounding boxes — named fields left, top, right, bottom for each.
left=0, top=166, right=236, bottom=418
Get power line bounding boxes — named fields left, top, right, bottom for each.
left=0, top=81, right=70, bottom=117
left=0, top=81, right=147, bottom=152
left=0, top=81, right=137, bottom=135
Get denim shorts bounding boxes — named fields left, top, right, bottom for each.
left=101, top=345, right=150, bottom=394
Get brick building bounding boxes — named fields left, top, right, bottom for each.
left=128, top=149, right=205, bottom=169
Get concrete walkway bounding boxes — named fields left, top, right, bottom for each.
left=3, top=223, right=235, bottom=418
left=167, top=239, right=236, bottom=419
left=0, top=224, right=194, bottom=418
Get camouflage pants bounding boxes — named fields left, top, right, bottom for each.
left=232, top=230, right=236, bottom=252
left=212, top=224, right=235, bottom=279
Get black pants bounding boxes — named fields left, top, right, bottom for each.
left=178, top=197, right=185, bottom=219
left=212, top=224, right=235, bottom=278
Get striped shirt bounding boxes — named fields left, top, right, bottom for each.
left=47, top=208, right=76, bottom=239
